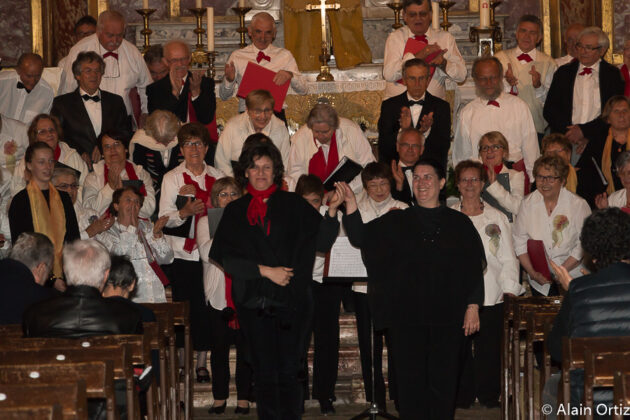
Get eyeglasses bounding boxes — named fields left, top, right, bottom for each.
left=459, top=177, right=482, bottom=184
left=399, top=142, right=423, bottom=150
left=249, top=108, right=273, bottom=116
left=575, top=43, right=601, bottom=52
left=81, top=68, right=103, bottom=75
left=535, top=175, right=561, bottom=183
left=479, top=144, right=504, bottom=153
left=218, top=191, right=239, bottom=198
left=182, top=141, right=205, bottom=148
left=366, top=182, right=390, bottom=190
left=36, top=128, right=56, bottom=135
left=54, top=183, right=80, bottom=190
left=103, top=141, right=124, bottom=150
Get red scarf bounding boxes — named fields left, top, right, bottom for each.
left=224, top=273, right=239, bottom=329
left=511, top=159, right=531, bottom=195
left=182, top=171, right=215, bottom=253
left=104, top=161, right=147, bottom=196
left=483, top=164, right=504, bottom=175
left=246, top=183, right=277, bottom=235
left=622, top=64, right=630, bottom=98
left=54, top=144, right=61, bottom=161
left=308, top=132, right=339, bottom=184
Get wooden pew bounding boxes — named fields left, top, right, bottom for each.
left=0, top=324, right=22, bottom=337
left=0, top=381, right=88, bottom=420
left=144, top=309, right=176, bottom=420
left=583, top=349, right=630, bottom=420
left=612, top=371, right=630, bottom=420
left=0, top=404, right=63, bottom=420
left=143, top=321, right=167, bottom=420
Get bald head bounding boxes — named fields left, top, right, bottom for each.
left=162, top=39, right=191, bottom=79
left=564, top=23, right=585, bottom=58
left=248, top=12, right=276, bottom=50
left=17, top=53, right=44, bottom=91
left=97, top=10, right=125, bottom=52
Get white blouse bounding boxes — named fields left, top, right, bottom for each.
left=450, top=201, right=523, bottom=305
left=608, top=189, right=628, bottom=208
left=197, top=215, right=227, bottom=310
left=513, top=188, right=591, bottom=295
left=96, top=219, right=174, bottom=303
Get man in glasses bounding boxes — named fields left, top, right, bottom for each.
left=390, top=128, right=425, bottom=206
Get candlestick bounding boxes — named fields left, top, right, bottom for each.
left=480, top=0, right=490, bottom=28
left=206, top=7, right=214, bottom=51
left=135, top=8, right=156, bottom=54
left=206, top=51, right=217, bottom=79
left=489, top=0, right=502, bottom=27
left=238, top=0, right=246, bottom=7
left=469, top=25, right=501, bottom=56
left=196, top=0, right=202, bottom=8
left=143, top=0, right=148, bottom=9
left=232, top=6, right=253, bottom=48
left=386, top=2, right=403, bottom=30
left=188, top=8, right=208, bottom=66
left=438, top=1, right=456, bottom=31
left=431, top=0, right=439, bottom=31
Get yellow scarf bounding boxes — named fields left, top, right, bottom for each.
left=602, top=128, right=630, bottom=195
left=566, top=165, right=578, bottom=193
left=26, top=180, right=66, bottom=278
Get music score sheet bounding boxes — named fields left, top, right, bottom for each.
left=326, top=236, right=367, bottom=277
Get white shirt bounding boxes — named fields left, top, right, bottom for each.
left=80, top=88, right=103, bottom=137
left=608, top=188, right=628, bottom=208
left=572, top=60, right=602, bottom=125
left=61, top=34, right=152, bottom=115
left=96, top=219, right=174, bottom=303
left=82, top=160, right=156, bottom=219
left=382, top=26, right=467, bottom=100
left=287, top=117, right=376, bottom=192
left=453, top=92, right=540, bottom=181
left=555, top=54, right=575, bottom=67
left=0, top=71, right=54, bottom=125
left=197, top=216, right=227, bottom=309
left=450, top=201, right=523, bottom=305
left=407, top=92, right=425, bottom=127
left=0, top=114, right=28, bottom=172
left=158, top=161, right=225, bottom=261
left=215, top=112, right=290, bottom=176
left=11, top=142, right=89, bottom=200
left=219, top=44, right=307, bottom=112
left=512, top=188, right=591, bottom=295
left=484, top=165, right=525, bottom=217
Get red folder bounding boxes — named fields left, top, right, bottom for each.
left=397, top=38, right=443, bottom=83
left=527, top=239, right=552, bottom=281
left=236, top=62, right=289, bottom=113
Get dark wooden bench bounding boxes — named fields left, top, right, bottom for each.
left=583, top=349, right=630, bottom=420
left=0, top=404, right=63, bottom=420
left=0, top=381, right=88, bottom=420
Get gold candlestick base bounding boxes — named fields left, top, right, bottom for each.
left=469, top=25, right=501, bottom=57
left=188, top=8, right=208, bottom=67
left=438, top=1, right=456, bottom=31
left=136, top=8, right=156, bottom=54
left=317, top=47, right=334, bottom=81
left=386, top=2, right=404, bottom=30
left=206, top=51, right=217, bottom=79
left=232, top=7, right=253, bottom=49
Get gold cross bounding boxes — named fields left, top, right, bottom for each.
left=306, top=0, right=340, bottom=50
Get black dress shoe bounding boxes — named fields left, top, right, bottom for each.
left=196, top=367, right=210, bottom=383
left=319, top=399, right=335, bottom=415
left=234, top=405, right=250, bottom=415
left=208, top=402, right=226, bottom=414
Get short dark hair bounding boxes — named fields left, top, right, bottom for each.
left=541, top=133, right=572, bottom=155
left=533, top=155, right=569, bottom=181
left=97, top=130, right=129, bottom=154
left=517, top=14, right=542, bottom=33
left=580, top=208, right=630, bottom=272
left=110, top=186, right=145, bottom=217
left=28, top=114, right=63, bottom=145
left=177, top=122, right=210, bottom=148
left=472, top=56, right=503, bottom=79
left=414, top=157, right=446, bottom=180
left=402, top=0, right=428, bottom=11
left=295, top=174, right=325, bottom=198
left=402, top=58, right=430, bottom=77
left=454, top=160, right=487, bottom=185
left=361, top=162, right=394, bottom=189
left=236, top=136, right=284, bottom=189
left=72, top=51, right=105, bottom=78
left=234, top=133, right=276, bottom=187
left=107, top=255, right=138, bottom=290
left=75, top=15, right=97, bottom=32
left=25, top=142, right=53, bottom=163
left=143, top=44, right=164, bottom=66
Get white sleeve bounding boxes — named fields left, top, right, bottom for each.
left=383, top=32, right=411, bottom=83
left=496, top=216, right=522, bottom=295
left=138, top=166, right=156, bottom=218
left=145, top=225, right=175, bottom=265
left=82, top=173, right=113, bottom=215
left=452, top=108, right=472, bottom=166
left=196, top=216, right=212, bottom=263
left=485, top=171, right=525, bottom=215
left=219, top=52, right=238, bottom=100
left=512, top=200, right=530, bottom=256
left=569, top=200, right=591, bottom=261
left=519, top=107, right=540, bottom=182
left=286, top=130, right=310, bottom=191
left=441, top=33, right=467, bottom=83
left=215, top=129, right=235, bottom=177
left=285, top=54, right=307, bottom=95
left=535, top=60, right=557, bottom=105
left=158, top=171, right=187, bottom=227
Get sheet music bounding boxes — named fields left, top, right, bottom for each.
left=327, top=236, right=367, bottom=277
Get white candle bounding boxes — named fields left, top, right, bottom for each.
left=480, top=0, right=490, bottom=28
left=431, top=1, right=439, bottom=31
left=207, top=7, right=214, bottom=51
left=239, top=0, right=245, bottom=8
left=196, top=0, right=202, bottom=8
left=143, top=0, right=149, bottom=9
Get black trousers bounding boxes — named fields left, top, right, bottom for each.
left=388, top=324, right=466, bottom=420
left=239, top=302, right=313, bottom=420
left=207, top=305, right=254, bottom=401
left=163, top=258, right=212, bottom=351
left=353, top=291, right=397, bottom=408
left=456, top=303, right=503, bottom=407
left=311, top=281, right=352, bottom=401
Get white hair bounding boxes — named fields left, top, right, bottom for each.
left=163, top=39, right=191, bottom=58
left=63, top=239, right=111, bottom=288
left=578, top=26, right=610, bottom=52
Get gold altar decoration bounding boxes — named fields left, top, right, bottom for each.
left=232, top=6, right=253, bottom=49
left=386, top=2, right=404, bottom=30
left=539, top=0, right=561, bottom=58
left=88, top=0, right=108, bottom=18
left=188, top=8, right=208, bottom=66
left=438, top=1, right=456, bottom=31
left=136, top=9, right=157, bottom=54
left=306, top=0, right=340, bottom=81
left=469, top=0, right=479, bottom=12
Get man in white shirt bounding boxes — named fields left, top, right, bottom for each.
left=220, top=12, right=307, bottom=119
left=215, top=89, right=289, bottom=176
left=453, top=57, right=540, bottom=181
left=555, top=23, right=585, bottom=68
left=57, top=16, right=97, bottom=69
left=382, top=0, right=466, bottom=100
left=495, top=15, right=557, bottom=137
left=0, top=53, right=54, bottom=125
left=0, top=114, right=28, bottom=173
left=61, top=10, right=152, bottom=127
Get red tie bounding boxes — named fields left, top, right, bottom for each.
left=487, top=100, right=500, bottom=107
left=516, top=53, right=533, bottom=63
left=414, top=34, right=428, bottom=43
left=579, top=67, right=592, bottom=76
left=256, top=51, right=271, bottom=63
left=103, top=51, right=118, bottom=60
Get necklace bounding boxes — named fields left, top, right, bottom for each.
left=460, top=199, right=484, bottom=214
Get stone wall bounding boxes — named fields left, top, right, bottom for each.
left=0, top=0, right=32, bottom=67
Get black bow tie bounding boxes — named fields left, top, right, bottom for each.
left=408, top=99, right=424, bottom=107
left=82, top=94, right=100, bottom=102
left=16, top=82, right=31, bottom=93
left=402, top=166, right=414, bottom=172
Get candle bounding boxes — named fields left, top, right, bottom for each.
left=480, top=0, right=490, bottom=28
left=207, top=7, right=214, bottom=51
left=238, top=0, right=245, bottom=8
left=143, top=0, right=148, bottom=9
left=431, top=0, right=439, bottom=31
left=196, top=0, right=202, bottom=8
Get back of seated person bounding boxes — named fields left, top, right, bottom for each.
left=23, top=239, right=143, bottom=338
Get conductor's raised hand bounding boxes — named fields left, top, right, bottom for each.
left=260, top=265, right=294, bottom=287
left=550, top=260, right=573, bottom=292
left=505, top=63, right=518, bottom=86
left=224, top=61, right=236, bottom=82
left=463, top=304, right=480, bottom=336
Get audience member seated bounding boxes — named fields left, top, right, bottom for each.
left=541, top=133, right=578, bottom=194
left=382, top=0, right=466, bottom=100
left=61, top=10, right=152, bottom=126
left=96, top=186, right=173, bottom=303
left=391, top=128, right=425, bottom=206
left=57, top=15, right=97, bottom=69
left=453, top=56, right=540, bottom=181
left=0, top=53, right=54, bottom=125
left=143, top=45, right=168, bottom=82
left=52, top=51, right=132, bottom=168
left=11, top=114, right=88, bottom=198
left=83, top=131, right=156, bottom=219
left=478, top=131, right=525, bottom=222
left=555, top=23, right=584, bottom=67
left=0, top=113, right=29, bottom=172
left=196, top=177, right=253, bottom=413
left=9, top=142, right=80, bottom=280
left=23, top=239, right=143, bottom=338
left=495, top=15, right=557, bottom=138
left=544, top=208, right=630, bottom=416
left=378, top=58, right=451, bottom=169
left=287, top=103, right=375, bottom=192
left=451, top=160, right=522, bottom=409
left=215, top=89, right=289, bottom=177
left=0, top=233, right=58, bottom=325
left=512, top=155, right=591, bottom=296
left=544, top=26, right=625, bottom=166
left=52, top=165, right=112, bottom=239
left=596, top=151, right=630, bottom=210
